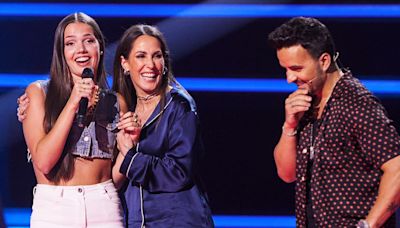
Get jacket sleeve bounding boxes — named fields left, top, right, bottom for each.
left=353, top=94, right=400, bottom=169
left=119, top=101, right=200, bottom=193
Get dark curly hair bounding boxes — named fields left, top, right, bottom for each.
left=268, top=17, right=336, bottom=60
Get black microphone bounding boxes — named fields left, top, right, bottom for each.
left=77, top=68, right=94, bottom=127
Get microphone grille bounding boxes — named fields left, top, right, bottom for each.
left=82, top=68, right=94, bottom=79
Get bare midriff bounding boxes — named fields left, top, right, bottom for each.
left=34, top=157, right=112, bottom=186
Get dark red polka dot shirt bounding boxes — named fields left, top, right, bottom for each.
left=295, top=71, right=400, bottom=227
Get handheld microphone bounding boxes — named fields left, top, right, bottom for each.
left=77, top=68, right=94, bottom=128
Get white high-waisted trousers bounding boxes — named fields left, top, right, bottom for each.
left=30, top=179, right=124, bottom=228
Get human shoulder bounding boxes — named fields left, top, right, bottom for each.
left=23, top=81, right=47, bottom=126
left=95, top=89, right=120, bottom=113
left=342, top=73, right=371, bottom=98
left=26, top=80, right=49, bottom=99
left=169, top=87, right=197, bottom=114
left=333, top=73, right=376, bottom=109
left=338, top=74, right=390, bottom=128
left=347, top=77, right=380, bottom=109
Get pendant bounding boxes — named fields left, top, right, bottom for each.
left=310, top=146, right=315, bottom=160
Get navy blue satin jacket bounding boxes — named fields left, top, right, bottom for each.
left=120, top=86, right=214, bottom=228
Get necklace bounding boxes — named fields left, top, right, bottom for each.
left=309, top=73, right=342, bottom=160
left=137, top=92, right=159, bottom=101
left=87, top=88, right=100, bottom=115
left=309, top=120, right=321, bottom=160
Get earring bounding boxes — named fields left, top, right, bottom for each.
left=100, top=51, right=104, bottom=55
left=124, top=69, right=130, bottom=76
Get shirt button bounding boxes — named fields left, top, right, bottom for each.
left=302, top=148, right=307, bottom=154
left=83, top=136, right=89, bottom=142
left=78, top=188, right=83, bottom=193
left=301, top=176, right=306, bottom=182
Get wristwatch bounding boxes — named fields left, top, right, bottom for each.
left=356, top=219, right=370, bottom=228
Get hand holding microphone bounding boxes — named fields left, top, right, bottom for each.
left=76, top=68, right=94, bottom=127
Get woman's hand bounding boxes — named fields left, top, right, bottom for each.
left=68, top=78, right=96, bottom=110
left=17, top=93, right=30, bottom=122
left=116, top=111, right=141, bottom=154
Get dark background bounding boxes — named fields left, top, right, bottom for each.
left=1, top=0, right=400, bottom=217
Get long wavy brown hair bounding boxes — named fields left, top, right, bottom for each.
left=44, top=12, right=107, bottom=183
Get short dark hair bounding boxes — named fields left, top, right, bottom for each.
left=268, top=17, right=336, bottom=60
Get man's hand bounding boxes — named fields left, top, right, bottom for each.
left=284, top=87, right=312, bottom=129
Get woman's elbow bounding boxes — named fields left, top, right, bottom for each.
left=34, top=157, right=54, bottom=175
left=35, top=163, right=52, bottom=175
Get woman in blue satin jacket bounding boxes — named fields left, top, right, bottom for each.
left=112, top=24, right=214, bottom=228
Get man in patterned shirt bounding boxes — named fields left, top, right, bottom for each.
left=269, top=17, right=400, bottom=227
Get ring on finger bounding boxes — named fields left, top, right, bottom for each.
left=17, top=107, right=24, bottom=115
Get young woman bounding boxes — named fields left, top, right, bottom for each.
left=21, top=12, right=124, bottom=227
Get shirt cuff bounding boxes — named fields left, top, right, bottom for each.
left=119, top=147, right=137, bottom=176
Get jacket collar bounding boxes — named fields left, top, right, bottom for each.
left=141, top=88, right=176, bottom=129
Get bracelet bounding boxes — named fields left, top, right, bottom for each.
left=356, top=219, right=370, bottom=228
left=282, top=125, right=297, bottom=137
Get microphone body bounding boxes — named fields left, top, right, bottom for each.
left=77, top=68, right=94, bottom=127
